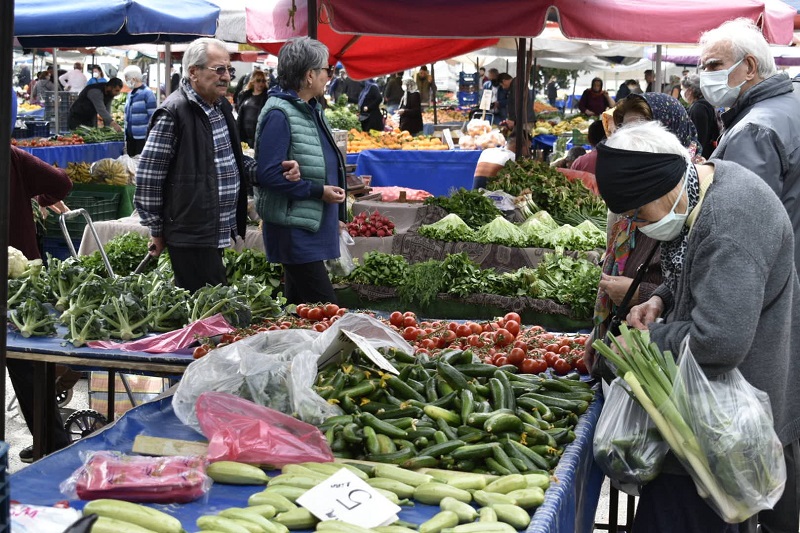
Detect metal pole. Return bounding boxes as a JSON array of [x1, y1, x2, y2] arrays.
[[156, 46, 162, 106], [0, 0, 14, 442], [655, 44, 663, 93], [514, 38, 526, 159], [164, 42, 172, 98], [308, 0, 318, 39], [431, 63, 437, 125], [53, 48, 59, 134]]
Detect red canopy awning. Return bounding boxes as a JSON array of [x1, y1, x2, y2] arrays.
[[321, 0, 796, 46], [245, 1, 497, 79]]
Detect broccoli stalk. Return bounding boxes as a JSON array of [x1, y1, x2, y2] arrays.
[[189, 284, 251, 327], [10, 299, 57, 338], [96, 294, 153, 341], [49, 257, 90, 312], [146, 279, 191, 332], [66, 312, 109, 347], [60, 274, 109, 324]]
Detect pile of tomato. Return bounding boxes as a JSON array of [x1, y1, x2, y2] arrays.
[[11, 134, 85, 147]]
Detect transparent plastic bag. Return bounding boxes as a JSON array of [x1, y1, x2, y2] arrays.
[[593, 378, 669, 496], [325, 230, 355, 277], [196, 391, 334, 466], [669, 336, 786, 523], [59, 451, 210, 503]]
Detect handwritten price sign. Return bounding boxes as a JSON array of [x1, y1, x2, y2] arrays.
[[296, 467, 401, 529]]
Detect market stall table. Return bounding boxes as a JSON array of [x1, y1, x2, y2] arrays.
[[355, 149, 481, 197], [9, 393, 604, 533], [6, 326, 193, 460], [16, 141, 124, 168]]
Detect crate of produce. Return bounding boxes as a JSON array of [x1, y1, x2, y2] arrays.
[[44, 190, 121, 238], [459, 72, 478, 84], [12, 126, 30, 139], [457, 91, 480, 106], [42, 236, 82, 261], [24, 120, 50, 137]]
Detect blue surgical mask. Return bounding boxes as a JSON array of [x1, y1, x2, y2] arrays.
[[638, 172, 690, 242], [699, 58, 745, 108]]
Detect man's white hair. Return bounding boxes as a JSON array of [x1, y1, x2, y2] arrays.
[[607, 121, 691, 165], [122, 65, 143, 82], [182, 37, 228, 78], [699, 17, 777, 79]]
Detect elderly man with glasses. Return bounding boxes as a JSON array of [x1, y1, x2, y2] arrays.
[[135, 37, 300, 292]]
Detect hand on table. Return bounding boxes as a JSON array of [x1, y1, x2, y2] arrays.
[[322, 185, 346, 204], [598, 274, 636, 307], [281, 160, 301, 182], [627, 296, 664, 330], [110, 122, 123, 133]]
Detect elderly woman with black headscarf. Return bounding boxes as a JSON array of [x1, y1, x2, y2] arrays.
[[398, 77, 423, 136], [358, 78, 384, 132], [594, 119, 800, 533], [254, 36, 347, 305], [578, 77, 615, 117]]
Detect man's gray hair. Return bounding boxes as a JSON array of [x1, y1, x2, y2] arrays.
[[680, 74, 703, 100], [699, 18, 777, 79], [182, 37, 229, 78], [607, 121, 691, 165], [122, 65, 143, 82], [276, 37, 329, 91]]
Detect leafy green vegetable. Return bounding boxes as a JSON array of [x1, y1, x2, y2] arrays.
[[324, 95, 361, 131], [349, 251, 409, 287], [189, 284, 252, 327], [48, 256, 91, 312], [224, 248, 283, 290], [234, 275, 285, 320], [418, 213, 475, 242], [474, 216, 527, 247], [424, 188, 501, 228], [10, 297, 57, 338], [441, 253, 489, 297], [96, 293, 153, 341], [145, 276, 192, 333], [534, 251, 601, 319], [65, 312, 109, 347], [397, 260, 447, 307], [60, 274, 110, 324]]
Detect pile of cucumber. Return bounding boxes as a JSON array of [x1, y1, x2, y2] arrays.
[[315, 348, 594, 475]]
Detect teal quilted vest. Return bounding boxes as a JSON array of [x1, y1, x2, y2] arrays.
[[254, 96, 327, 232]]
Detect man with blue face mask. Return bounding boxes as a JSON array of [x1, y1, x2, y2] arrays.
[[699, 18, 800, 276]]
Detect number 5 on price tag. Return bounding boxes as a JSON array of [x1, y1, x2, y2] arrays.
[[296, 467, 401, 529]]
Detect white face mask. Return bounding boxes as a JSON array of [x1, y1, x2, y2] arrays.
[[699, 58, 745, 108], [126, 79, 136, 89], [638, 174, 689, 241], [680, 89, 690, 102], [93, 72, 100, 78]]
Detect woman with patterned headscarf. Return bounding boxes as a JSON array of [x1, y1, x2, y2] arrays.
[[398, 77, 422, 136], [585, 92, 700, 379]]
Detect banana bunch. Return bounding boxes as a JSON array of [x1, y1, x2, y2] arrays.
[[65, 162, 92, 184], [92, 158, 129, 186]]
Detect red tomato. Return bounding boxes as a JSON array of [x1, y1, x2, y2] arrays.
[[313, 322, 328, 332], [441, 330, 457, 344], [495, 318, 506, 328], [415, 348, 430, 356], [559, 337, 572, 347], [480, 331, 496, 344], [403, 315, 418, 327], [447, 322, 459, 332], [513, 340, 528, 352], [504, 320, 520, 337], [402, 327, 420, 341], [574, 336, 587, 345], [558, 345, 571, 355], [507, 347, 526, 366], [494, 328, 514, 346], [504, 312, 522, 324], [494, 356, 508, 367], [468, 334, 484, 348], [421, 338, 437, 350], [545, 343, 560, 353], [420, 321, 431, 329], [574, 357, 588, 374], [424, 328, 434, 335], [403, 311, 416, 318], [220, 333, 235, 344], [192, 345, 209, 359], [267, 325, 280, 330], [523, 358, 548, 374], [456, 324, 472, 338], [297, 304, 309, 318], [553, 358, 572, 375], [389, 311, 404, 327], [468, 322, 483, 334], [307, 307, 324, 322], [544, 351, 559, 366]]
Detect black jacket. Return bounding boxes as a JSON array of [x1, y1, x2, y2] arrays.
[[68, 82, 113, 129], [150, 87, 248, 247], [687, 98, 720, 160], [236, 90, 268, 147]]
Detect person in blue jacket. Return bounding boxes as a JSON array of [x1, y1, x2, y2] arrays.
[[122, 66, 156, 156]]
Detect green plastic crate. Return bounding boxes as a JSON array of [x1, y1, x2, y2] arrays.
[[45, 190, 121, 239]]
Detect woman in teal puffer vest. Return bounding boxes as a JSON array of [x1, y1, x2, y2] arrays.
[[254, 37, 347, 305]]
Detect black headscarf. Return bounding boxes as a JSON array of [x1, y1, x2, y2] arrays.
[[595, 143, 687, 213]]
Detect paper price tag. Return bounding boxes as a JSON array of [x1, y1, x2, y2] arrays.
[[442, 128, 455, 150], [316, 329, 400, 375], [296, 467, 401, 529], [480, 89, 493, 111]]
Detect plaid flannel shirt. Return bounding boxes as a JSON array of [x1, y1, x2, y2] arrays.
[[135, 80, 256, 246]]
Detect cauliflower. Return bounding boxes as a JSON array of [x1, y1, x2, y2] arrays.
[[8, 246, 28, 279]]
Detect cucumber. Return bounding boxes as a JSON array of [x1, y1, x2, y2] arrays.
[[453, 363, 499, 378], [247, 490, 297, 511], [89, 516, 166, 533], [506, 487, 546, 509], [402, 455, 439, 469], [419, 439, 466, 458], [376, 433, 397, 454], [491, 447, 520, 474], [451, 442, 500, 461], [386, 375, 427, 402], [373, 464, 433, 487], [360, 412, 409, 439], [484, 474, 528, 494], [479, 506, 498, 522], [437, 361, 474, 392], [274, 507, 318, 530], [524, 392, 588, 414], [490, 503, 531, 530], [424, 405, 461, 426], [440, 496, 478, 523], [459, 389, 475, 423], [492, 370, 516, 411], [367, 447, 415, 464], [219, 508, 275, 531], [472, 489, 517, 507], [366, 478, 416, 499], [484, 412, 523, 434], [414, 482, 472, 505], [516, 396, 555, 421], [419, 510, 459, 533], [207, 461, 269, 485], [444, 523, 516, 533], [83, 500, 182, 533], [196, 516, 251, 533]]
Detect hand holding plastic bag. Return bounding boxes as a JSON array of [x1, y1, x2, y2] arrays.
[[325, 230, 355, 277], [197, 391, 334, 466], [593, 378, 669, 496], [670, 337, 786, 523]]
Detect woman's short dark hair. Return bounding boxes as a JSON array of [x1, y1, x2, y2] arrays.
[[587, 119, 607, 146], [613, 94, 653, 128], [276, 37, 329, 91]]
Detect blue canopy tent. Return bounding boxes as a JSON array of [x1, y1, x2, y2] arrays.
[[14, 0, 220, 48]]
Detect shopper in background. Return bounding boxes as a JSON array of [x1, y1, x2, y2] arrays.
[[86, 65, 107, 86], [122, 66, 156, 157], [472, 129, 529, 190], [358, 78, 384, 132], [67, 78, 123, 131], [416, 65, 436, 106], [383, 72, 404, 114], [570, 119, 607, 174], [236, 69, 269, 148], [398, 77, 423, 136], [644, 69, 655, 92], [30, 71, 54, 105], [254, 36, 346, 305], [135, 37, 300, 292], [59, 62, 87, 94], [546, 75, 559, 107], [598, 120, 800, 533], [680, 74, 719, 160], [578, 77, 615, 117]]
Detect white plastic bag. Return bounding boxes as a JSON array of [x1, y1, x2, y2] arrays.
[[593, 378, 669, 496], [325, 229, 355, 277], [670, 336, 786, 523]]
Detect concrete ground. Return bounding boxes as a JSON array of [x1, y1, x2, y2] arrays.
[[4, 374, 635, 530]]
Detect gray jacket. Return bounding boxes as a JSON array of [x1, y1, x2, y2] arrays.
[[711, 73, 800, 268], [651, 160, 800, 446]]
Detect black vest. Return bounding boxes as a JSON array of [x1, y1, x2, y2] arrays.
[[149, 86, 248, 247], [68, 83, 112, 129]]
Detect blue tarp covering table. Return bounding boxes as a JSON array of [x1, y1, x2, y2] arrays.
[[533, 134, 558, 150], [10, 394, 604, 533], [16, 141, 124, 168], [355, 149, 481, 197], [346, 153, 359, 166]]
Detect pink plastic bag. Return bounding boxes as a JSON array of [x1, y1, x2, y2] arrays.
[[87, 314, 233, 353], [196, 391, 334, 467]]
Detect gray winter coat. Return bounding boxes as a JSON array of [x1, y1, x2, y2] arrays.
[[711, 73, 800, 269], [650, 160, 800, 446]]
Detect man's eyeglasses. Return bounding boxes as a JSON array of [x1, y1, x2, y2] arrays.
[[315, 66, 335, 77], [206, 66, 236, 77]]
